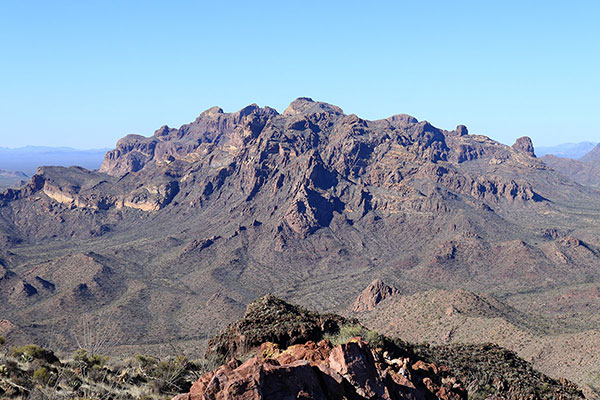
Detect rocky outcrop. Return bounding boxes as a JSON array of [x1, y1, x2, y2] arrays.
[[174, 338, 466, 400], [206, 295, 350, 359], [100, 104, 279, 176], [512, 136, 536, 157], [352, 279, 400, 312]]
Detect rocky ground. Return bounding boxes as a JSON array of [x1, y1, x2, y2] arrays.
[[0, 296, 584, 399]]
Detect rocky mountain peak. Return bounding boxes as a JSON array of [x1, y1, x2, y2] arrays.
[[283, 97, 344, 116], [512, 136, 536, 157], [454, 125, 468, 136], [352, 279, 400, 312], [384, 113, 419, 126], [200, 105, 224, 117]]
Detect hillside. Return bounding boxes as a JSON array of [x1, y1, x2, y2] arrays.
[[351, 282, 600, 397], [1, 98, 600, 393], [542, 143, 600, 188], [0, 170, 27, 190], [0, 296, 584, 399], [581, 143, 600, 163]]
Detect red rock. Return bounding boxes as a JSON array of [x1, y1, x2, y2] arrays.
[[275, 340, 330, 365], [173, 338, 467, 400], [411, 360, 438, 374], [328, 339, 391, 399]]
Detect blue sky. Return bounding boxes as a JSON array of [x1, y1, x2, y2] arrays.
[[1, 1, 598, 149]]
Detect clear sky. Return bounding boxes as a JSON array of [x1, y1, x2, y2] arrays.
[[1, 1, 598, 149]]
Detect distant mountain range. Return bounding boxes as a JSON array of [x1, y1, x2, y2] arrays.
[[0, 146, 109, 176], [536, 141, 597, 159]]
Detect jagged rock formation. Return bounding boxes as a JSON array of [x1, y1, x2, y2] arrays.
[[1, 98, 600, 392], [512, 136, 536, 157], [352, 279, 400, 312], [175, 339, 466, 400]]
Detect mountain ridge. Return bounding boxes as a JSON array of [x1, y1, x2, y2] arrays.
[[1, 98, 600, 393]]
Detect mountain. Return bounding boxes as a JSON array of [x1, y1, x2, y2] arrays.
[[541, 155, 600, 188], [0, 169, 28, 190], [536, 141, 597, 158], [580, 143, 600, 163], [1, 98, 600, 392], [0, 146, 109, 175], [541, 143, 600, 188]]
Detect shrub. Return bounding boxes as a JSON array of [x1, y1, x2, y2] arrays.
[[148, 355, 190, 394], [11, 344, 59, 364], [132, 353, 158, 372], [0, 336, 5, 346], [33, 366, 55, 386], [324, 323, 383, 347], [73, 348, 107, 369]]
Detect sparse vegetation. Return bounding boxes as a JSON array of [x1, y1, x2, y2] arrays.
[[403, 342, 584, 400], [0, 295, 587, 399], [0, 342, 209, 399], [11, 344, 58, 364], [324, 323, 383, 347]]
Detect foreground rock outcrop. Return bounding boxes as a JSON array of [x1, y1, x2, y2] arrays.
[[175, 338, 465, 400], [174, 296, 583, 400], [206, 294, 350, 360]]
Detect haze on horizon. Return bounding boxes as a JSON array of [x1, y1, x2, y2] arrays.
[[1, 1, 598, 149]]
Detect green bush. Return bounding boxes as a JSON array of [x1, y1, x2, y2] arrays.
[[324, 323, 383, 347], [33, 366, 55, 385], [132, 353, 158, 371], [73, 348, 107, 369], [0, 336, 5, 346], [11, 344, 59, 364]]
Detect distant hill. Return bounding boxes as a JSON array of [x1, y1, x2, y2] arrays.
[[0, 146, 109, 176], [541, 143, 600, 188], [536, 141, 597, 158], [580, 143, 600, 163], [0, 169, 28, 190]]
